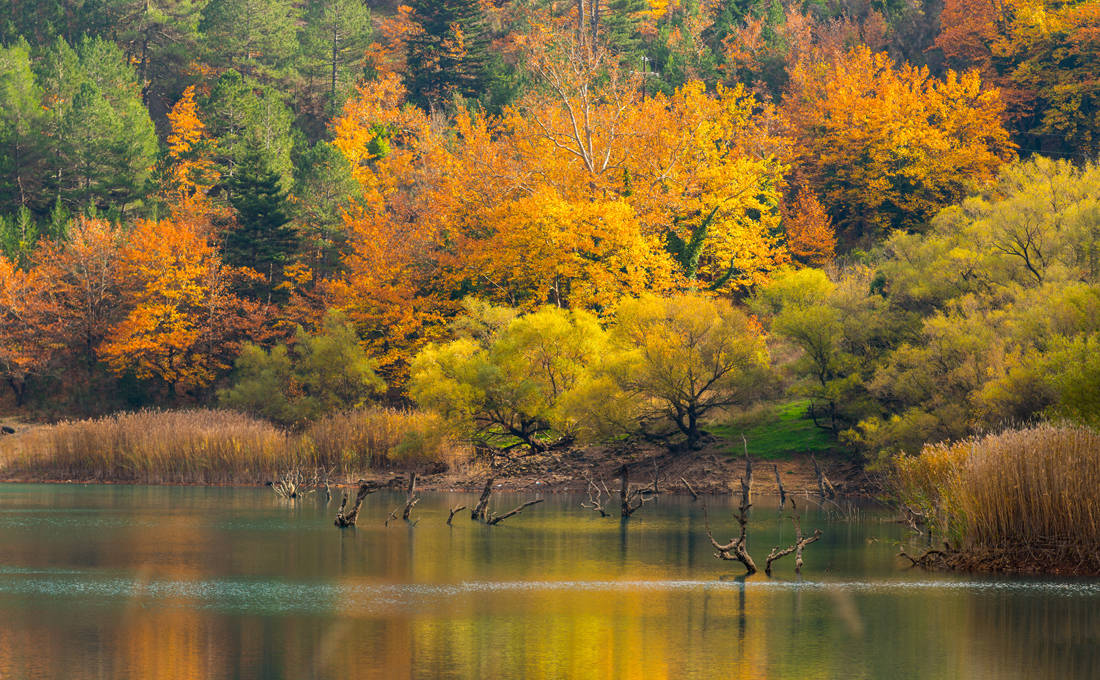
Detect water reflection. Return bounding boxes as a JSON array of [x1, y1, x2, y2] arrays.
[[0, 484, 1097, 679]]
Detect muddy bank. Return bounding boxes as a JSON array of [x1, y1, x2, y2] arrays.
[[353, 441, 875, 499], [3, 437, 875, 498]]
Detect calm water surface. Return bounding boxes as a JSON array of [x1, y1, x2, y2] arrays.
[[0, 484, 1097, 679]]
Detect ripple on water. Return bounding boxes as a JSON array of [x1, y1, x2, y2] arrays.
[[1, 574, 1097, 616]]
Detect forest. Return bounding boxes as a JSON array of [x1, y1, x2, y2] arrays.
[[1, 0, 1099, 473]]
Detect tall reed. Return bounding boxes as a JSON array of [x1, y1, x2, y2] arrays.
[[299, 407, 468, 472], [894, 424, 1100, 554], [0, 408, 469, 484]]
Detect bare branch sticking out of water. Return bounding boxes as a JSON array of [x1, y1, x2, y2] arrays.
[[334, 481, 382, 528], [765, 499, 822, 575]]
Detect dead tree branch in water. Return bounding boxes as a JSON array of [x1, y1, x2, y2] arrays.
[[471, 477, 494, 522], [680, 476, 699, 501], [773, 464, 786, 505], [486, 499, 545, 525], [401, 472, 420, 521], [272, 467, 314, 499], [446, 505, 466, 525], [334, 481, 382, 527], [765, 499, 822, 575], [619, 465, 657, 518], [469, 476, 543, 525], [741, 436, 753, 506], [811, 454, 837, 499], [704, 499, 757, 575], [581, 477, 611, 517]]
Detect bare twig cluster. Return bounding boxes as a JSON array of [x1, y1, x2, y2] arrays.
[[704, 451, 822, 576], [272, 467, 314, 500], [765, 500, 822, 575]]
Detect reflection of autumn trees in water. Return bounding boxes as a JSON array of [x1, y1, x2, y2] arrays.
[[0, 489, 1098, 679]]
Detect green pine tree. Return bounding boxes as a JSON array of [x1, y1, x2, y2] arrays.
[[0, 40, 47, 219], [300, 0, 373, 122], [405, 0, 491, 111], [203, 69, 295, 188], [224, 153, 299, 301], [199, 0, 300, 83]]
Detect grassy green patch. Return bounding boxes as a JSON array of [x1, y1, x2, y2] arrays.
[[709, 400, 840, 460]]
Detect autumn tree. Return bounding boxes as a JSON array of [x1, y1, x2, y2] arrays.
[[99, 215, 262, 395], [409, 301, 608, 455], [606, 293, 771, 450], [0, 255, 56, 405], [330, 40, 793, 379], [161, 86, 219, 212], [783, 46, 1014, 246]]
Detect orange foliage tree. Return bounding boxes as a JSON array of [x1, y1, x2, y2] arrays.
[[783, 46, 1015, 245], [0, 255, 57, 405], [781, 183, 835, 266], [99, 215, 264, 395], [329, 43, 792, 380], [34, 217, 125, 372], [161, 86, 219, 212]]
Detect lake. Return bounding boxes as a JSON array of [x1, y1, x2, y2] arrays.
[[0, 484, 1097, 679]]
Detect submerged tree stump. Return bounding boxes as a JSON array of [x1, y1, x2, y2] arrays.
[[334, 481, 382, 528]]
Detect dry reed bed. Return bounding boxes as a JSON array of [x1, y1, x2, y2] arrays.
[[895, 423, 1100, 573], [0, 408, 468, 484]]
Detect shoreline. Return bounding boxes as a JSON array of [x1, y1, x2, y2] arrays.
[[0, 443, 876, 497]]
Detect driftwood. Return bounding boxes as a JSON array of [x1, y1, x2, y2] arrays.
[[581, 477, 612, 517], [619, 465, 656, 518], [334, 481, 382, 528], [765, 500, 822, 575], [773, 464, 786, 505], [680, 476, 699, 502], [446, 505, 467, 525], [811, 454, 837, 499], [401, 471, 420, 521], [471, 477, 494, 522], [704, 499, 757, 575], [272, 467, 314, 500], [486, 499, 545, 525]]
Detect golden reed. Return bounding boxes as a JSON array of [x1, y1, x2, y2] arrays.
[[0, 408, 467, 484]]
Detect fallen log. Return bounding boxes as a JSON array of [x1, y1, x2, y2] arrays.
[[486, 499, 544, 525]]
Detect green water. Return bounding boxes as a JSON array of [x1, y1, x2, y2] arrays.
[[0, 484, 1096, 679]]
